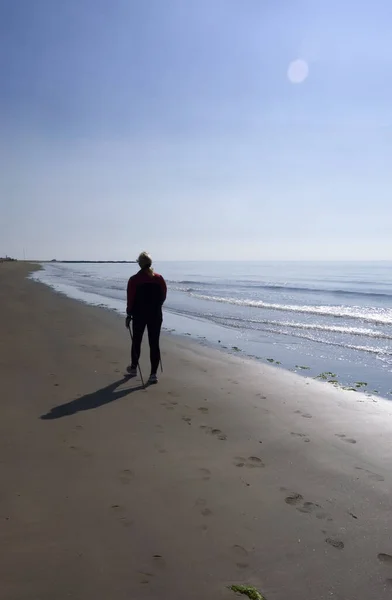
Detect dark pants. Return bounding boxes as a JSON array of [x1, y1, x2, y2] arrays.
[[131, 315, 162, 375]]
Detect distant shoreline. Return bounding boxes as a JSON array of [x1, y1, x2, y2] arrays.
[[24, 260, 138, 264]]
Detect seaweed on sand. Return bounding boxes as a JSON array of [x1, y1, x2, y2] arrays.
[[229, 584, 265, 600]]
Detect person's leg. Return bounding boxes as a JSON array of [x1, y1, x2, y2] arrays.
[[147, 317, 162, 375], [131, 318, 146, 368]]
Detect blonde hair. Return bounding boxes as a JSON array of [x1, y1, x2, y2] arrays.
[[137, 251, 153, 275]]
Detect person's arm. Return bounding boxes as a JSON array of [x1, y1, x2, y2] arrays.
[[159, 276, 167, 305], [126, 277, 136, 317]]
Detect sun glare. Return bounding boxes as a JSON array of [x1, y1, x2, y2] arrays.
[[287, 59, 309, 84]]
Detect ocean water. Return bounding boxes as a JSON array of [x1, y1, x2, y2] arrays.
[[32, 261, 392, 398]]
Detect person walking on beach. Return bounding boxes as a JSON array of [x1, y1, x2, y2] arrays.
[[125, 252, 167, 384]]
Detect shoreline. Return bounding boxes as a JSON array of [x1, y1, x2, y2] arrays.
[[2, 262, 392, 599], [31, 262, 391, 399]]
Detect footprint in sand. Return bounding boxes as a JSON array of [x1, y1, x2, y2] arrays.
[[294, 410, 312, 419], [297, 501, 321, 514], [182, 416, 192, 425], [199, 468, 211, 481], [198, 407, 209, 414], [152, 554, 166, 569], [285, 493, 332, 521], [119, 469, 134, 485], [232, 544, 249, 557], [378, 553, 392, 564], [195, 497, 207, 507], [119, 516, 133, 528], [200, 426, 227, 441], [315, 512, 331, 521], [355, 467, 384, 482], [232, 546, 252, 569], [161, 400, 178, 410], [291, 432, 311, 442], [138, 571, 154, 585], [247, 457, 262, 466], [335, 434, 357, 444], [69, 445, 92, 458], [194, 498, 213, 516], [236, 562, 249, 569], [285, 493, 303, 505], [297, 502, 331, 520], [110, 504, 133, 528], [326, 538, 344, 550], [234, 456, 264, 468]]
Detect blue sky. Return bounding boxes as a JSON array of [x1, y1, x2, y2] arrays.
[[1, 0, 391, 260]]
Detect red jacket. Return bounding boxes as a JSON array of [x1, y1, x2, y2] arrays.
[[127, 270, 167, 318]]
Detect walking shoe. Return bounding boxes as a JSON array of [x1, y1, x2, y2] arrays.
[[148, 374, 158, 385], [126, 365, 137, 377]]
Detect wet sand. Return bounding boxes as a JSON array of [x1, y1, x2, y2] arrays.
[[1, 262, 392, 600]]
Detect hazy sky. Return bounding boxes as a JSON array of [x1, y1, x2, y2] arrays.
[[1, 0, 391, 260]]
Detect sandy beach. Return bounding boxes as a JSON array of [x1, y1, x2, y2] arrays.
[[1, 262, 392, 600]]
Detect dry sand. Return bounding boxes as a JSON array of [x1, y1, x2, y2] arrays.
[[1, 262, 392, 600]]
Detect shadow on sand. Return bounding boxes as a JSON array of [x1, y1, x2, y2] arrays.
[[41, 376, 145, 420]]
